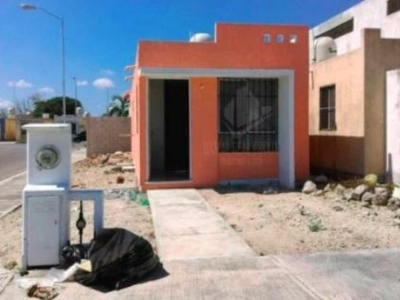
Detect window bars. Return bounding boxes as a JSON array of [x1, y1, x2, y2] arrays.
[[319, 85, 336, 131], [218, 78, 279, 152]]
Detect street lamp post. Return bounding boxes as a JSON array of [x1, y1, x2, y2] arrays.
[[72, 76, 78, 115], [106, 87, 110, 112], [21, 3, 66, 123]]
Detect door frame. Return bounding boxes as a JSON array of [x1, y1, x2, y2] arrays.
[[146, 78, 192, 182]]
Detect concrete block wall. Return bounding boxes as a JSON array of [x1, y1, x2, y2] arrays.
[[86, 117, 131, 157]]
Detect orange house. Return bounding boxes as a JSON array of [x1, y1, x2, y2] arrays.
[[130, 23, 309, 191]]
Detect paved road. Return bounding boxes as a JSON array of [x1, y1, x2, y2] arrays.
[[0, 142, 26, 182]]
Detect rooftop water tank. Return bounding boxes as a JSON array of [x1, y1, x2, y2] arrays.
[[314, 37, 337, 63], [76, 106, 83, 115], [189, 33, 213, 43], [7, 106, 15, 116]]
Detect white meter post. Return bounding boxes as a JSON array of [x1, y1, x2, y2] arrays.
[[21, 124, 72, 270]]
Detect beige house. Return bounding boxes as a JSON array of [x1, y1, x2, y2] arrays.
[[309, 0, 400, 183]]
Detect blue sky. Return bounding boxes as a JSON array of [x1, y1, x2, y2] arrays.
[[0, 0, 361, 116]]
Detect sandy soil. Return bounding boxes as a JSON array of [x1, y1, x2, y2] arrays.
[[200, 187, 400, 255], [72, 152, 137, 189], [0, 152, 154, 269]]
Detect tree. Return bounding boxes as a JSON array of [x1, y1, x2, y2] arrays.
[[15, 99, 34, 115], [31, 96, 82, 118], [105, 95, 129, 117]]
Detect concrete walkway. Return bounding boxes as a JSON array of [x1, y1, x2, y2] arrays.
[[0, 148, 87, 218], [3, 248, 400, 299], [148, 189, 256, 260]]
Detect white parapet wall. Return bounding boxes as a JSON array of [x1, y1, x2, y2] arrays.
[[310, 0, 400, 58], [386, 69, 400, 184]]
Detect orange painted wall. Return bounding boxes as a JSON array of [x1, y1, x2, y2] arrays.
[[131, 23, 309, 190], [190, 78, 219, 186], [138, 24, 308, 70], [130, 74, 147, 187], [294, 69, 310, 180], [219, 153, 279, 180], [137, 77, 220, 191]]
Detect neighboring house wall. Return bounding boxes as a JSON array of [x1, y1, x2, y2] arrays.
[[310, 0, 400, 56], [131, 23, 309, 190], [0, 118, 4, 141], [5, 118, 16, 141], [364, 29, 400, 175], [87, 117, 131, 157], [309, 0, 400, 178], [309, 48, 365, 174], [54, 115, 84, 135], [386, 68, 400, 184], [15, 117, 53, 143]]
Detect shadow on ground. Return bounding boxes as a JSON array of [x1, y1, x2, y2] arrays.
[[211, 184, 290, 195], [77, 262, 169, 293]]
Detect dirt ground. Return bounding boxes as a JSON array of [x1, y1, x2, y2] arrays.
[[200, 187, 400, 255], [72, 152, 137, 189], [3, 150, 400, 267], [0, 152, 154, 269]]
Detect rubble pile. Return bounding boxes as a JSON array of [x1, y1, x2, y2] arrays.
[[74, 151, 132, 169], [72, 151, 135, 187], [302, 174, 400, 211]]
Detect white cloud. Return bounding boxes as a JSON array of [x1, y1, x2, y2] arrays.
[[93, 78, 115, 89], [77, 80, 88, 86], [38, 86, 54, 94], [101, 69, 115, 76], [7, 79, 33, 88], [0, 98, 14, 109]]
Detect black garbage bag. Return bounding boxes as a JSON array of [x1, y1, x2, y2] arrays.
[[74, 228, 159, 291]]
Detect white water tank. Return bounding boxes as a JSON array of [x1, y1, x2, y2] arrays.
[[7, 106, 15, 116], [314, 37, 337, 62], [189, 32, 213, 43], [76, 107, 83, 115]]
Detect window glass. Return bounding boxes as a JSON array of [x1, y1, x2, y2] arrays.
[[319, 85, 336, 131]]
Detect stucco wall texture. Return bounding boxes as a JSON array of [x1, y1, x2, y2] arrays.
[[86, 117, 131, 156], [386, 68, 400, 184], [364, 29, 400, 175], [131, 23, 309, 190], [309, 48, 365, 174], [310, 28, 400, 177]]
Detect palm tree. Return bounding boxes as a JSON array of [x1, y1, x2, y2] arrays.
[[106, 95, 129, 117]]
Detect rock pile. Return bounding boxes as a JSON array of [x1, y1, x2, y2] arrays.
[[74, 151, 132, 168], [302, 174, 400, 210]]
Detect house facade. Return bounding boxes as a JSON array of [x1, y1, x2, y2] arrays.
[[130, 23, 309, 191], [309, 0, 400, 183]]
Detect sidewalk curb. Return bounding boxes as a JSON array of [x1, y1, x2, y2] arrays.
[[0, 172, 26, 186], [0, 203, 21, 220]]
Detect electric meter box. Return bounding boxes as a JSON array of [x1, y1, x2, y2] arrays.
[[22, 186, 68, 268], [24, 123, 72, 186], [22, 124, 72, 269]]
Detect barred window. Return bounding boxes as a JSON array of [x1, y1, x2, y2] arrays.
[[320, 85, 336, 131], [219, 78, 279, 152], [388, 0, 400, 15]]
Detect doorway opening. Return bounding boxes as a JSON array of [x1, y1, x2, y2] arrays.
[[148, 79, 190, 181]]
